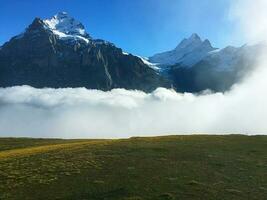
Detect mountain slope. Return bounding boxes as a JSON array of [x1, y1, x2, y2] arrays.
[[0, 12, 170, 92]]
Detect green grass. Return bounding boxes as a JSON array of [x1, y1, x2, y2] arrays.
[[0, 135, 267, 200]]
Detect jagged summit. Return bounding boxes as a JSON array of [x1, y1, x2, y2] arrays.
[[175, 33, 209, 51], [43, 12, 91, 43], [12, 12, 91, 44], [190, 33, 201, 40], [177, 33, 202, 49], [149, 33, 216, 66], [175, 33, 201, 48]]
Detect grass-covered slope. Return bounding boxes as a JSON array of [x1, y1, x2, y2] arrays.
[[0, 135, 267, 200]]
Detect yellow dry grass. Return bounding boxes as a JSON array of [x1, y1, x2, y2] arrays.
[[0, 140, 105, 160]]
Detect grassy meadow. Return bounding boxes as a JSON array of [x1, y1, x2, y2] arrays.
[[0, 135, 267, 200]]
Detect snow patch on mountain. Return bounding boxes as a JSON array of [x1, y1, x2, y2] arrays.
[[136, 56, 161, 71], [122, 52, 129, 55]]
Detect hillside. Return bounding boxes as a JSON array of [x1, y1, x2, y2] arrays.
[[0, 135, 267, 200]]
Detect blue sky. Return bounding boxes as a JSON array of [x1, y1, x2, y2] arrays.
[[0, 0, 243, 56]]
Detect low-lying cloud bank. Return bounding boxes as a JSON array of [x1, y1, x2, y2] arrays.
[[0, 86, 226, 138], [0, 69, 266, 138], [1, 0, 267, 138]]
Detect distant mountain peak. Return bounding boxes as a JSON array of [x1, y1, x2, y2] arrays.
[[189, 33, 201, 40], [176, 34, 203, 50], [149, 33, 216, 66]]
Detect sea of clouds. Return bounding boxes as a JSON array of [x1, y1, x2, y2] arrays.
[[0, 0, 267, 138]]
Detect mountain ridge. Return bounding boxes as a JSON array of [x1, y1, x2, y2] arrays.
[[0, 12, 263, 93]]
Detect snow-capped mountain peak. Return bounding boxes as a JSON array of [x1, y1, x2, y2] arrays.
[[43, 12, 91, 43], [149, 33, 216, 66], [177, 33, 202, 49]]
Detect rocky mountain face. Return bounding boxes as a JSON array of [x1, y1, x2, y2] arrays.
[[149, 34, 263, 92], [0, 12, 170, 92]]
